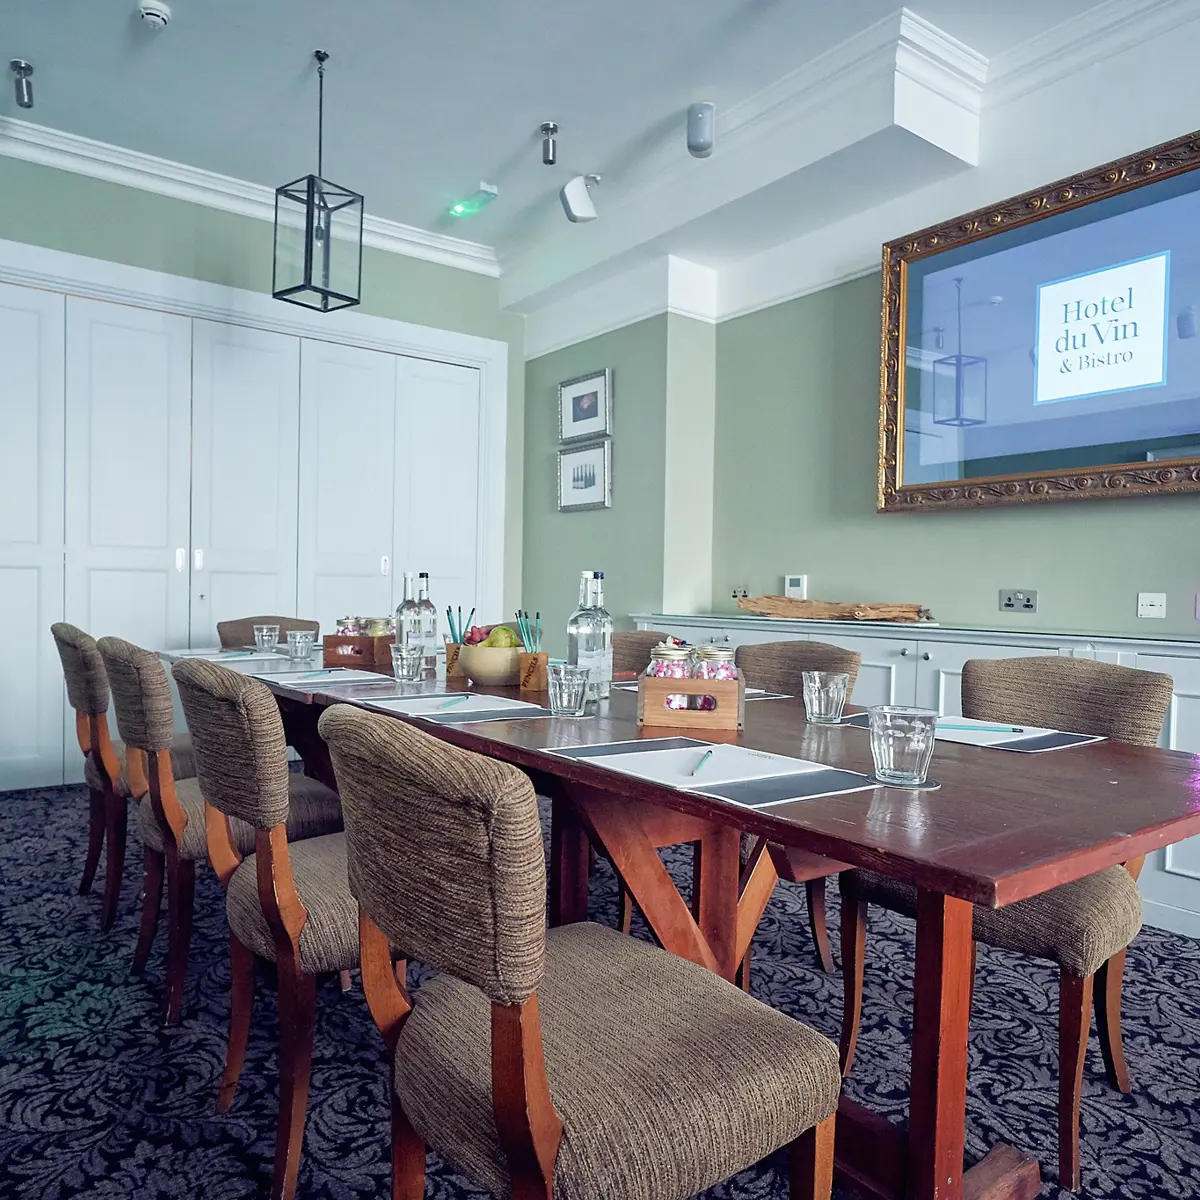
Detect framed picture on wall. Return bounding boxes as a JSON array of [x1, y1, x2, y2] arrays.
[[557, 440, 612, 511], [558, 368, 612, 442]]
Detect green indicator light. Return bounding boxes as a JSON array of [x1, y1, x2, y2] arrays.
[[447, 182, 498, 218]]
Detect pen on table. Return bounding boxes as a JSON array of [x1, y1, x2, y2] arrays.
[[438, 694, 470, 709], [296, 669, 335, 680], [937, 722, 1026, 733], [220, 651, 254, 658], [690, 748, 714, 777]]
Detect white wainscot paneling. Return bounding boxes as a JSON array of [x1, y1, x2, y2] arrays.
[[811, 633, 919, 708], [913, 640, 1077, 716]]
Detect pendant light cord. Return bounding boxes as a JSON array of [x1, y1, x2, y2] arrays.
[[314, 49, 329, 178], [954, 276, 963, 355]]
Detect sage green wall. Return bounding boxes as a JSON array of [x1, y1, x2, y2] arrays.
[[523, 316, 669, 655], [713, 273, 1200, 639], [0, 157, 525, 609]]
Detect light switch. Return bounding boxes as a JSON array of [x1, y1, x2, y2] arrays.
[[1137, 592, 1167, 619]]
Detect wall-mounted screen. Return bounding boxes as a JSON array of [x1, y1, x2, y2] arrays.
[[879, 130, 1200, 510]]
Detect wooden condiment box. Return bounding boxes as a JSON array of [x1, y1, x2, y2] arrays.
[[636, 674, 745, 731], [322, 634, 393, 673]]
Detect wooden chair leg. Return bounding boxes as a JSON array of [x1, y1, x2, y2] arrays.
[[839, 892, 867, 1075], [618, 887, 633, 934], [967, 939, 977, 1016], [79, 788, 106, 895], [100, 795, 128, 932], [162, 854, 195, 1026], [272, 964, 317, 1200], [131, 848, 164, 975], [737, 944, 753, 993], [1058, 969, 1093, 1192], [218, 936, 256, 1113], [1094, 948, 1132, 1093], [392, 1089, 426, 1200], [806, 878, 835, 973], [789, 1113, 836, 1199], [338, 969, 353, 993]]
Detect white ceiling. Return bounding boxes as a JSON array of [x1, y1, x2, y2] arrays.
[[4, 0, 1103, 268]]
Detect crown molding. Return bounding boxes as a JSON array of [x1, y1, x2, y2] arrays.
[[987, 0, 1198, 107], [0, 116, 500, 278]]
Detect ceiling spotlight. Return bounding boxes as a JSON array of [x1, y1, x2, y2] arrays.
[[448, 182, 499, 219], [540, 121, 558, 166], [560, 174, 601, 223], [686, 102, 714, 158], [10, 60, 33, 110]]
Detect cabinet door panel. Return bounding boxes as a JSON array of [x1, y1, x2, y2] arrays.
[[191, 322, 300, 643], [297, 340, 396, 634], [914, 641, 1068, 716], [804, 633, 918, 707], [0, 284, 66, 788]]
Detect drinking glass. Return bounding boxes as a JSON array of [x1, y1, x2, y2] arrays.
[[802, 671, 849, 724], [253, 624, 280, 653], [868, 705, 938, 785], [286, 630, 315, 660], [548, 664, 590, 716], [390, 643, 424, 683]]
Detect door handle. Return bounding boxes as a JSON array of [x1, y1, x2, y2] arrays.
[[175, 548, 185, 572], [194, 549, 204, 571], [381, 555, 390, 577], [922, 652, 931, 661], [899, 648, 909, 656]]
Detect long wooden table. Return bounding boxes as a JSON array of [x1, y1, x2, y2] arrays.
[[257, 671, 1200, 1200]]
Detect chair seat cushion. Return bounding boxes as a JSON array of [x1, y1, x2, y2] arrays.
[[395, 921, 840, 1200], [85, 735, 197, 795], [225, 832, 357, 973], [137, 773, 342, 862], [849, 865, 1142, 977]]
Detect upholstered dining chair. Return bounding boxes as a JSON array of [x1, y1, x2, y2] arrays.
[[216, 615, 320, 650], [95, 637, 342, 1025], [172, 660, 357, 1200], [839, 655, 1173, 1191], [51, 623, 196, 930], [734, 640, 862, 977], [611, 629, 669, 675], [320, 703, 841, 1200]]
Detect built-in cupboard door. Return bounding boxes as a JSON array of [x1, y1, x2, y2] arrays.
[[0, 284, 65, 790], [296, 339, 396, 635], [64, 297, 192, 677], [190, 321, 301, 645], [393, 356, 484, 623]]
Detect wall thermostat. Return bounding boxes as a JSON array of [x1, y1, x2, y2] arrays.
[[784, 574, 808, 600]]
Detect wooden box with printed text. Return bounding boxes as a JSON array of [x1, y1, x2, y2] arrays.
[[636, 674, 745, 731]]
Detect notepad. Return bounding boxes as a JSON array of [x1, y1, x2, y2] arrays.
[[168, 648, 286, 663], [840, 711, 1104, 752], [251, 668, 386, 688], [365, 694, 555, 724]]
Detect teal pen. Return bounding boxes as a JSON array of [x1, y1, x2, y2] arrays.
[[457, 606, 463, 643], [296, 669, 335, 679], [220, 651, 254, 658], [937, 722, 1025, 733], [690, 748, 714, 776], [535, 612, 541, 653], [465, 607, 475, 636], [438, 694, 470, 709]]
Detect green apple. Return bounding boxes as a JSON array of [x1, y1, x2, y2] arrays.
[[484, 625, 519, 648]]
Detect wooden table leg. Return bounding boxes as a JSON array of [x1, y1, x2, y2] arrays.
[[549, 793, 590, 927], [695, 824, 740, 981]]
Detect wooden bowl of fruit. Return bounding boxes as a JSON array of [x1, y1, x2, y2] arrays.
[[457, 625, 522, 686]]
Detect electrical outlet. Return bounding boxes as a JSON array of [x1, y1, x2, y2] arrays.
[[1195, 592, 1200, 620], [1138, 592, 1167, 619], [999, 589, 1038, 613], [730, 585, 749, 600]]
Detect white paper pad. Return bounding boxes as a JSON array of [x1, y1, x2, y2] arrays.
[[365, 695, 541, 717], [931, 715, 1104, 751], [163, 647, 289, 663], [251, 668, 387, 688]]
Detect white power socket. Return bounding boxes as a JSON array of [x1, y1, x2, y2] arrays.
[[784, 573, 808, 600], [1137, 592, 1167, 619]]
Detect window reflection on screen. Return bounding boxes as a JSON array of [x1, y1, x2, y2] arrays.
[[901, 170, 1200, 487]]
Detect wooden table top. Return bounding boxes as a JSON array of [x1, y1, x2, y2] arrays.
[[263, 674, 1200, 911]]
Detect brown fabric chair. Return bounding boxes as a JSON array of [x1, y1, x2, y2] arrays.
[[611, 629, 669, 675], [320, 704, 841, 1200], [95, 638, 342, 1025], [840, 655, 1173, 1191], [216, 615, 320, 650], [173, 660, 355, 1200], [50, 623, 195, 930], [732, 640, 862, 977]]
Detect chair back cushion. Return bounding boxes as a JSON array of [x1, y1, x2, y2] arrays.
[[961, 655, 1172, 746], [50, 623, 110, 716], [735, 640, 862, 696], [318, 704, 546, 1005], [612, 630, 669, 675], [216, 615, 320, 650], [172, 659, 291, 829], [95, 637, 176, 753]]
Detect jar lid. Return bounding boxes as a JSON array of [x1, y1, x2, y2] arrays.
[[651, 645, 692, 660], [695, 646, 735, 660]]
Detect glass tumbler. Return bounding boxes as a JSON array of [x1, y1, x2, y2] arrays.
[[548, 664, 590, 716], [253, 624, 280, 653], [868, 706, 938, 786], [286, 630, 315, 660], [802, 671, 850, 724], [390, 643, 424, 683]]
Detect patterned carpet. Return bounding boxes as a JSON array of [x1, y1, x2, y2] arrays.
[[1, 785, 1199, 1199]]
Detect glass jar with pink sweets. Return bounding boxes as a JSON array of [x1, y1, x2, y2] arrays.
[[646, 644, 693, 710], [692, 645, 738, 710]]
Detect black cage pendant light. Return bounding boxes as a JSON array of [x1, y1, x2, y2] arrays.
[[932, 276, 987, 427], [273, 50, 364, 312]]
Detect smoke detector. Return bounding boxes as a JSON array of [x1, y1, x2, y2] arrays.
[[138, 0, 172, 29]]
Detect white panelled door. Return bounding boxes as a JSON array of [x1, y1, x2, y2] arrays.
[[191, 321, 301, 644], [0, 284, 65, 789], [64, 297, 192, 663], [394, 356, 483, 622], [297, 339, 397, 634]]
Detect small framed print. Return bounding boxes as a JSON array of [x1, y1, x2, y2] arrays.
[[557, 440, 612, 512], [558, 368, 612, 443]]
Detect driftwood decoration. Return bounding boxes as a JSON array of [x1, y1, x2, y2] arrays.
[[737, 595, 935, 623]]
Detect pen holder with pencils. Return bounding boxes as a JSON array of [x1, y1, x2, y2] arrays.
[[519, 652, 549, 692], [636, 674, 745, 731], [444, 642, 464, 678]]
